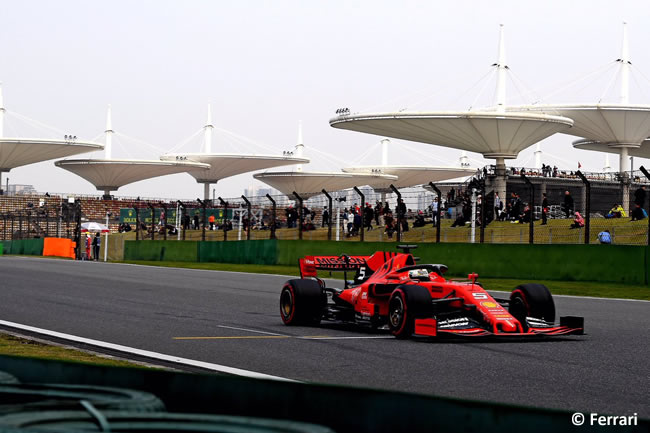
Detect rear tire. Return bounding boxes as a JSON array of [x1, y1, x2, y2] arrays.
[[280, 279, 325, 326], [509, 283, 555, 331], [388, 285, 432, 339]]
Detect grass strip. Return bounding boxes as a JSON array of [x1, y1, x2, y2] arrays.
[[0, 333, 151, 368], [121, 260, 649, 300]]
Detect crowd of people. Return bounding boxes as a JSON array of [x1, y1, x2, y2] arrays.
[[339, 200, 409, 239], [110, 183, 649, 244]]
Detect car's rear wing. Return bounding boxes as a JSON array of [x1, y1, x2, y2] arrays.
[[299, 255, 371, 278]]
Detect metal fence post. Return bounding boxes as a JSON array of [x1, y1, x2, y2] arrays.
[[147, 203, 155, 241], [293, 191, 303, 241], [218, 197, 228, 241], [322, 189, 333, 241], [134, 206, 140, 241], [353, 187, 365, 242], [241, 195, 251, 240], [177, 200, 186, 241], [390, 184, 402, 242], [160, 202, 167, 241], [197, 199, 207, 242], [266, 194, 276, 240], [639, 166, 650, 246], [521, 173, 534, 244], [74, 200, 82, 260], [576, 170, 590, 244], [428, 182, 442, 243]]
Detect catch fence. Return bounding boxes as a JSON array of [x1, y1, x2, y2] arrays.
[[2, 167, 650, 247]]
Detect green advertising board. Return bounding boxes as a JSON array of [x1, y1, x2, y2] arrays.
[[120, 208, 233, 225], [120, 208, 177, 225]]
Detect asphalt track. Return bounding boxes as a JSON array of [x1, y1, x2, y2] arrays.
[[0, 256, 647, 418]]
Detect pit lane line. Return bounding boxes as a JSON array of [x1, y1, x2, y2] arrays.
[[0, 319, 296, 382]]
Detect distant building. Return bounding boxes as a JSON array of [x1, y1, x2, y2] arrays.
[[7, 184, 37, 195]]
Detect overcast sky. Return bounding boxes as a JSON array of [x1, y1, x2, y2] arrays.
[[1, 0, 649, 199]]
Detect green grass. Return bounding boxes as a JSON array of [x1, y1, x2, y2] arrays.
[[122, 260, 650, 300], [0, 333, 151, 368]]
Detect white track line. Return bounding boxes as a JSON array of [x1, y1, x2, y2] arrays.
[[0, 319, 296, 382], [216, 325, 285, 336]]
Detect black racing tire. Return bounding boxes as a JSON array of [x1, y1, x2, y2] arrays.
[[509, 283, 556, 331], [388, 285, 432, 339], [280, 279, 325, 326]]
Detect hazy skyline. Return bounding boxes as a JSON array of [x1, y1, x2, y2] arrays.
[[1, 0, 648, 199]]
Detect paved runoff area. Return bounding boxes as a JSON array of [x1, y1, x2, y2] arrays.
[[0, 256, 647, 418]]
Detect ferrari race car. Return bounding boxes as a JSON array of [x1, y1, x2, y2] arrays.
[[280, 245, 584, 338]]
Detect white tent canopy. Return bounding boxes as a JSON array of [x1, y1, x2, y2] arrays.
[[254, 171, 397, 199], [0, 138, 103, 172], [509, 104, 650, 146], [160, 153, 309, 183], [330, 111, 573, 159], [55, 159, 209, 193], [573, 138, 650, 159], [341, 165, 476, 190]]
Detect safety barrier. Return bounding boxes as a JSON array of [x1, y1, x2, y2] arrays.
[[123, 239, 650, 285], [0, 242, 2, 256], [276, 241, 649, 285], [42, 237, 76, 259], [123, 240, 198, 262], [3, 356, 644, 433], [199, 239, 277, 265], [0, 238, 44, 256]]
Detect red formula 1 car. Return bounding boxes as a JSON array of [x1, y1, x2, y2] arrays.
[[280, 245, 584, 338]]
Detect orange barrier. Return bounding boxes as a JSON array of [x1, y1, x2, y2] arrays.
[[43, 237, 75, 259]]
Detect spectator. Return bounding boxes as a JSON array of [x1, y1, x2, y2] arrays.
[[541, 192, 548, 225], [384, 211, 395, 239], [413, 211, 426, 228], [353, 211, 362, 235], [630, 203, 647, 221], [518, 203, 531, 224], [597, 230, 612, 244], [92, 232, 101, 261], [363, 203, 374, 230], [321, 206, 329, 228], [634, 185, 646, 207], [208, 213, 215, 230], [563, 190, 574, 218], [193, 213, 199, 230], [569, 212, 584, 229], [85, 233, 91, 260], [374, 201, 383, 226], [431, 197, 439, 227], [605, 204, 626, 218], [494, 193, 502, 221]]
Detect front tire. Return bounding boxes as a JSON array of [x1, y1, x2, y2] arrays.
[[509, 283, 555, 331], [280, 279, 325, 326], [388, 285, 432, 339]]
